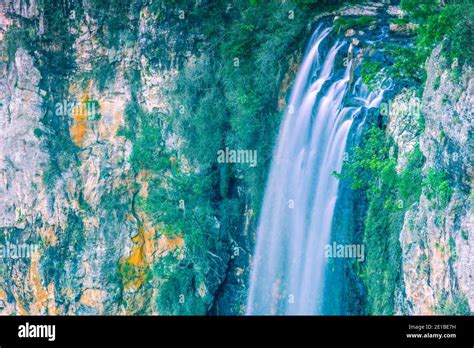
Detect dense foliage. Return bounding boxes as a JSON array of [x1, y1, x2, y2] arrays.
[[3, 0, 469, 315], [119, 0, 362, 314], [338, 125, 427, 314], [361, 0, 474, 88]]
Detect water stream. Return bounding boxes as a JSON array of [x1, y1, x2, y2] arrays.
[[246, 26, 383, 315]]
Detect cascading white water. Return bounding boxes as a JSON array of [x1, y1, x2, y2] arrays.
[[246, 26, 383, 315]]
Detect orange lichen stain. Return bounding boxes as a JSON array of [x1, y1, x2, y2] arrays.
[[28, 254, 49, 314], [80, 289, 106, 313], [13, 295, 28, 315], [129, 225, 146, 267], [120, 170, 186, 292], [166, 236, 184, 250], [70, 124, 87, 146], [121, 219, 184, 290], [70, 95, 97, 147], [0, 287, 7, 301], [120, 225, 149, 290], [39, 226, 57, 247]]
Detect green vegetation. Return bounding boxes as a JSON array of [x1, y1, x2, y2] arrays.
[[385, 44, 427, 85], [360, 59, 384, 89], [88, 0, 137, 48], [351, 7, 468, 316], [91, 59, 116, 92], [166, 0, 359, 222], [117, 0, 363, 314], [361, 0, 474, 87], [398, 147, 425, 203], [434, 291, 470, 314], [4, 26, 36, 61], [432, 75, 441, 90], [423, 168, 453, 208], [339, 117, 457, 314], [409, 1, 474, 67], [390, 17, 410, 26], [119, 94, 223, 313], [4, 0, 81, 189], [121, 102, 171, 173], [338, 126, 426, 314], [449, 235, 457, 261], [334, 15, 377, 32], [4, 0, 469, 316]]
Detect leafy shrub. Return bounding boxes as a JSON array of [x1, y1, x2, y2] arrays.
[[373, 1, 474, 86], [434, 291, 470, 315], [334, 15, 377, 32], [398, 146, 425, 205], [361, 59, 384, 89], [423, 168, 453, 208], [400, 0, 439, 21], [338, 126, 426, 314]]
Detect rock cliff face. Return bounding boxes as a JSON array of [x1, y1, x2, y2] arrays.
[[0, 0, 471, 315], [0, 0, 192, 315], [388, 46, 473, 314]]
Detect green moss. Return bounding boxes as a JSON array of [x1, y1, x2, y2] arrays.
[[399, 145, 425, 205], [390, 17, 410, 26], [34, 128, 43, 138], [449, 235, 457, 261], [3, 25, 36, 60], [416, 116, 426, 134], [42, 163, 61, 190], [154, 266, 208, 315], [92, 59, 116, 92], [432, 75, 441, 90], [435, 291, 470, 315]]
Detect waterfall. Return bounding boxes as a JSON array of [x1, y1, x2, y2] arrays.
[[246, 26, 383, 315]]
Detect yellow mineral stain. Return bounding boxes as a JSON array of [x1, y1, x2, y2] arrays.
[[0, 287, 7, 301], [39, 226, 57, 247], [128, 225, 146, 267], [47, 282, 57, 315], [80, 289, 106, 313], [28, 253, 49, 314], [70, 94, 97, 147], [121, 217, 184, 290], [120, 225, 148, 289], [166, 236, 184, 250], [13, 295, 28, 315], [121, 170, 186, 292]]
